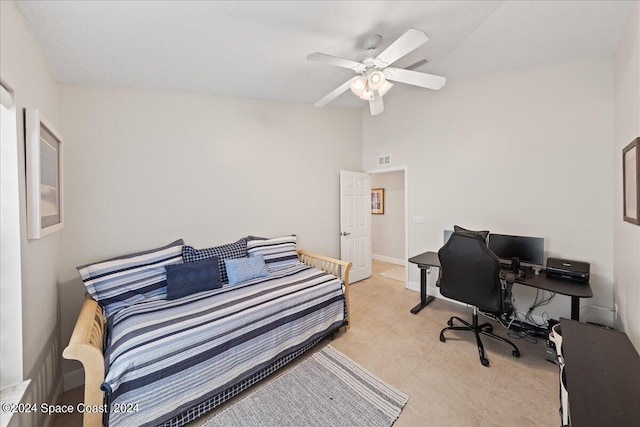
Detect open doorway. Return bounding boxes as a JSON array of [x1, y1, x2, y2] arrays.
[[369, 168, 408, 286]]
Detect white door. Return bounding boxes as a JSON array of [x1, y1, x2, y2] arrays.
[[340, 171, 371, 283]]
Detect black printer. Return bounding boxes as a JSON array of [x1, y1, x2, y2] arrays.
[[546, 257, 590, 283]]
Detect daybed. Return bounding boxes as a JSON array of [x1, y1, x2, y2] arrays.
[[63, 237, 351, 427]]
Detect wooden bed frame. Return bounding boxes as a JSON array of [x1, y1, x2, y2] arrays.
[[63, 250, 351, 426]]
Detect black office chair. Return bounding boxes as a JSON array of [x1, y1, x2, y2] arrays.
[[438, 231, 520, 366]]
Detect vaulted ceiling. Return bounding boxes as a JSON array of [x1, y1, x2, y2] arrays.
[[16, 1, 634, 108]]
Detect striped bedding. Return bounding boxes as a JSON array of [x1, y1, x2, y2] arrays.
[[103, 262, 345, 427]]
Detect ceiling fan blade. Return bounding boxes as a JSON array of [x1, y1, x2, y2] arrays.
[[307, 53, 366, 72], [384, 67, 446, 90], [405, 59, 429, 71], [375, 28, 429, 68], [314, 76, 361, 107], [369, 91, 384, 116]]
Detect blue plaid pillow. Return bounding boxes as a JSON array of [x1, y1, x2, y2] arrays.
[[182, 238, 248, 284]]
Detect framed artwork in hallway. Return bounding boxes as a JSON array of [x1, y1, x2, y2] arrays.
[[371, 188, 384, 214]]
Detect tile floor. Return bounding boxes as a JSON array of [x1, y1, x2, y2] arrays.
[[54, 260, 560, 426]]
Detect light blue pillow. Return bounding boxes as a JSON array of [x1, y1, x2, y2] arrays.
[[224, 255, 268, 285]]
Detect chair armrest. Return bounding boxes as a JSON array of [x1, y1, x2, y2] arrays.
[[504, 273, 516, 285], [501, 273, 516, 316]]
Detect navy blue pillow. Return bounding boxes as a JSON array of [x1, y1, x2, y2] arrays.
[[165, 257, 222, 300]]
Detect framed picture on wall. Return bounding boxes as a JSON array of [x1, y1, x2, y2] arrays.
[[371, 188, 384, 214], [623, 137, 639, 225], [25, 108, 64, 239]]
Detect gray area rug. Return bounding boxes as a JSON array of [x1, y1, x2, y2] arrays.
[[201, 345, 409, 427]]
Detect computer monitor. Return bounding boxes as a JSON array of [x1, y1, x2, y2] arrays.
[[444, 229, 453, 244], [488, 234, 544, 267]]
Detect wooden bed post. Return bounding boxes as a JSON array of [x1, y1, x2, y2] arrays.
[[62, 297, 106, 427], [297, 250, 352, 329]]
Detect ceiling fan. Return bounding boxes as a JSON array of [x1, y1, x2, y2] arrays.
[[307, 28, 446, 116]]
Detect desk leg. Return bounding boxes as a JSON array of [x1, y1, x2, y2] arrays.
[[411, 267, 435, 314], [571, 297, 580, 321]]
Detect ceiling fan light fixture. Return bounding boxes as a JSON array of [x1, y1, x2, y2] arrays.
[[349, 76, 368, 96], [368, 70, 386, 90], [359, 90, 375, 101], [378, 80, 393, 97], [308, 28, 446, 113]]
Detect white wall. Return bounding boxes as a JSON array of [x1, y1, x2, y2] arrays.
[[0, 0, 62, 423], [57, 84, 362, 383], [363, 58, 614, 325], [371, 170, 405, 263], [613, 1, 640, 351]]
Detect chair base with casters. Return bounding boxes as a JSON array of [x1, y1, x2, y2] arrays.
[[439, 306, 520, 367]]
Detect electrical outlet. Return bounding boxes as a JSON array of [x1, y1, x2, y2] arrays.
[[413, 216, 425, 224]]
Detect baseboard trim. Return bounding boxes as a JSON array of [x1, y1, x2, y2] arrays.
[[63, 368, 85, 392], [406, 281, 440, 295], [372, 254, 405, 266], [407, 281, 420, 292]]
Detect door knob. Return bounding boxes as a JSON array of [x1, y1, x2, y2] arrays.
[[341, 232, 351, 236]]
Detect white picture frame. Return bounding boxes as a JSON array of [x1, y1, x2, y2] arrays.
[[25, 108, 64, 239]]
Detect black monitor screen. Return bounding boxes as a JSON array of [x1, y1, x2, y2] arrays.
[[488, 234, 544, 266]]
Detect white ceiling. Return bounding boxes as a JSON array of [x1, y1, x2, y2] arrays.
[[15, 1, 634, 108]]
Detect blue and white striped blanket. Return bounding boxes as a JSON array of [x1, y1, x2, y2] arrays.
[[103, 262, 345, 426]]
